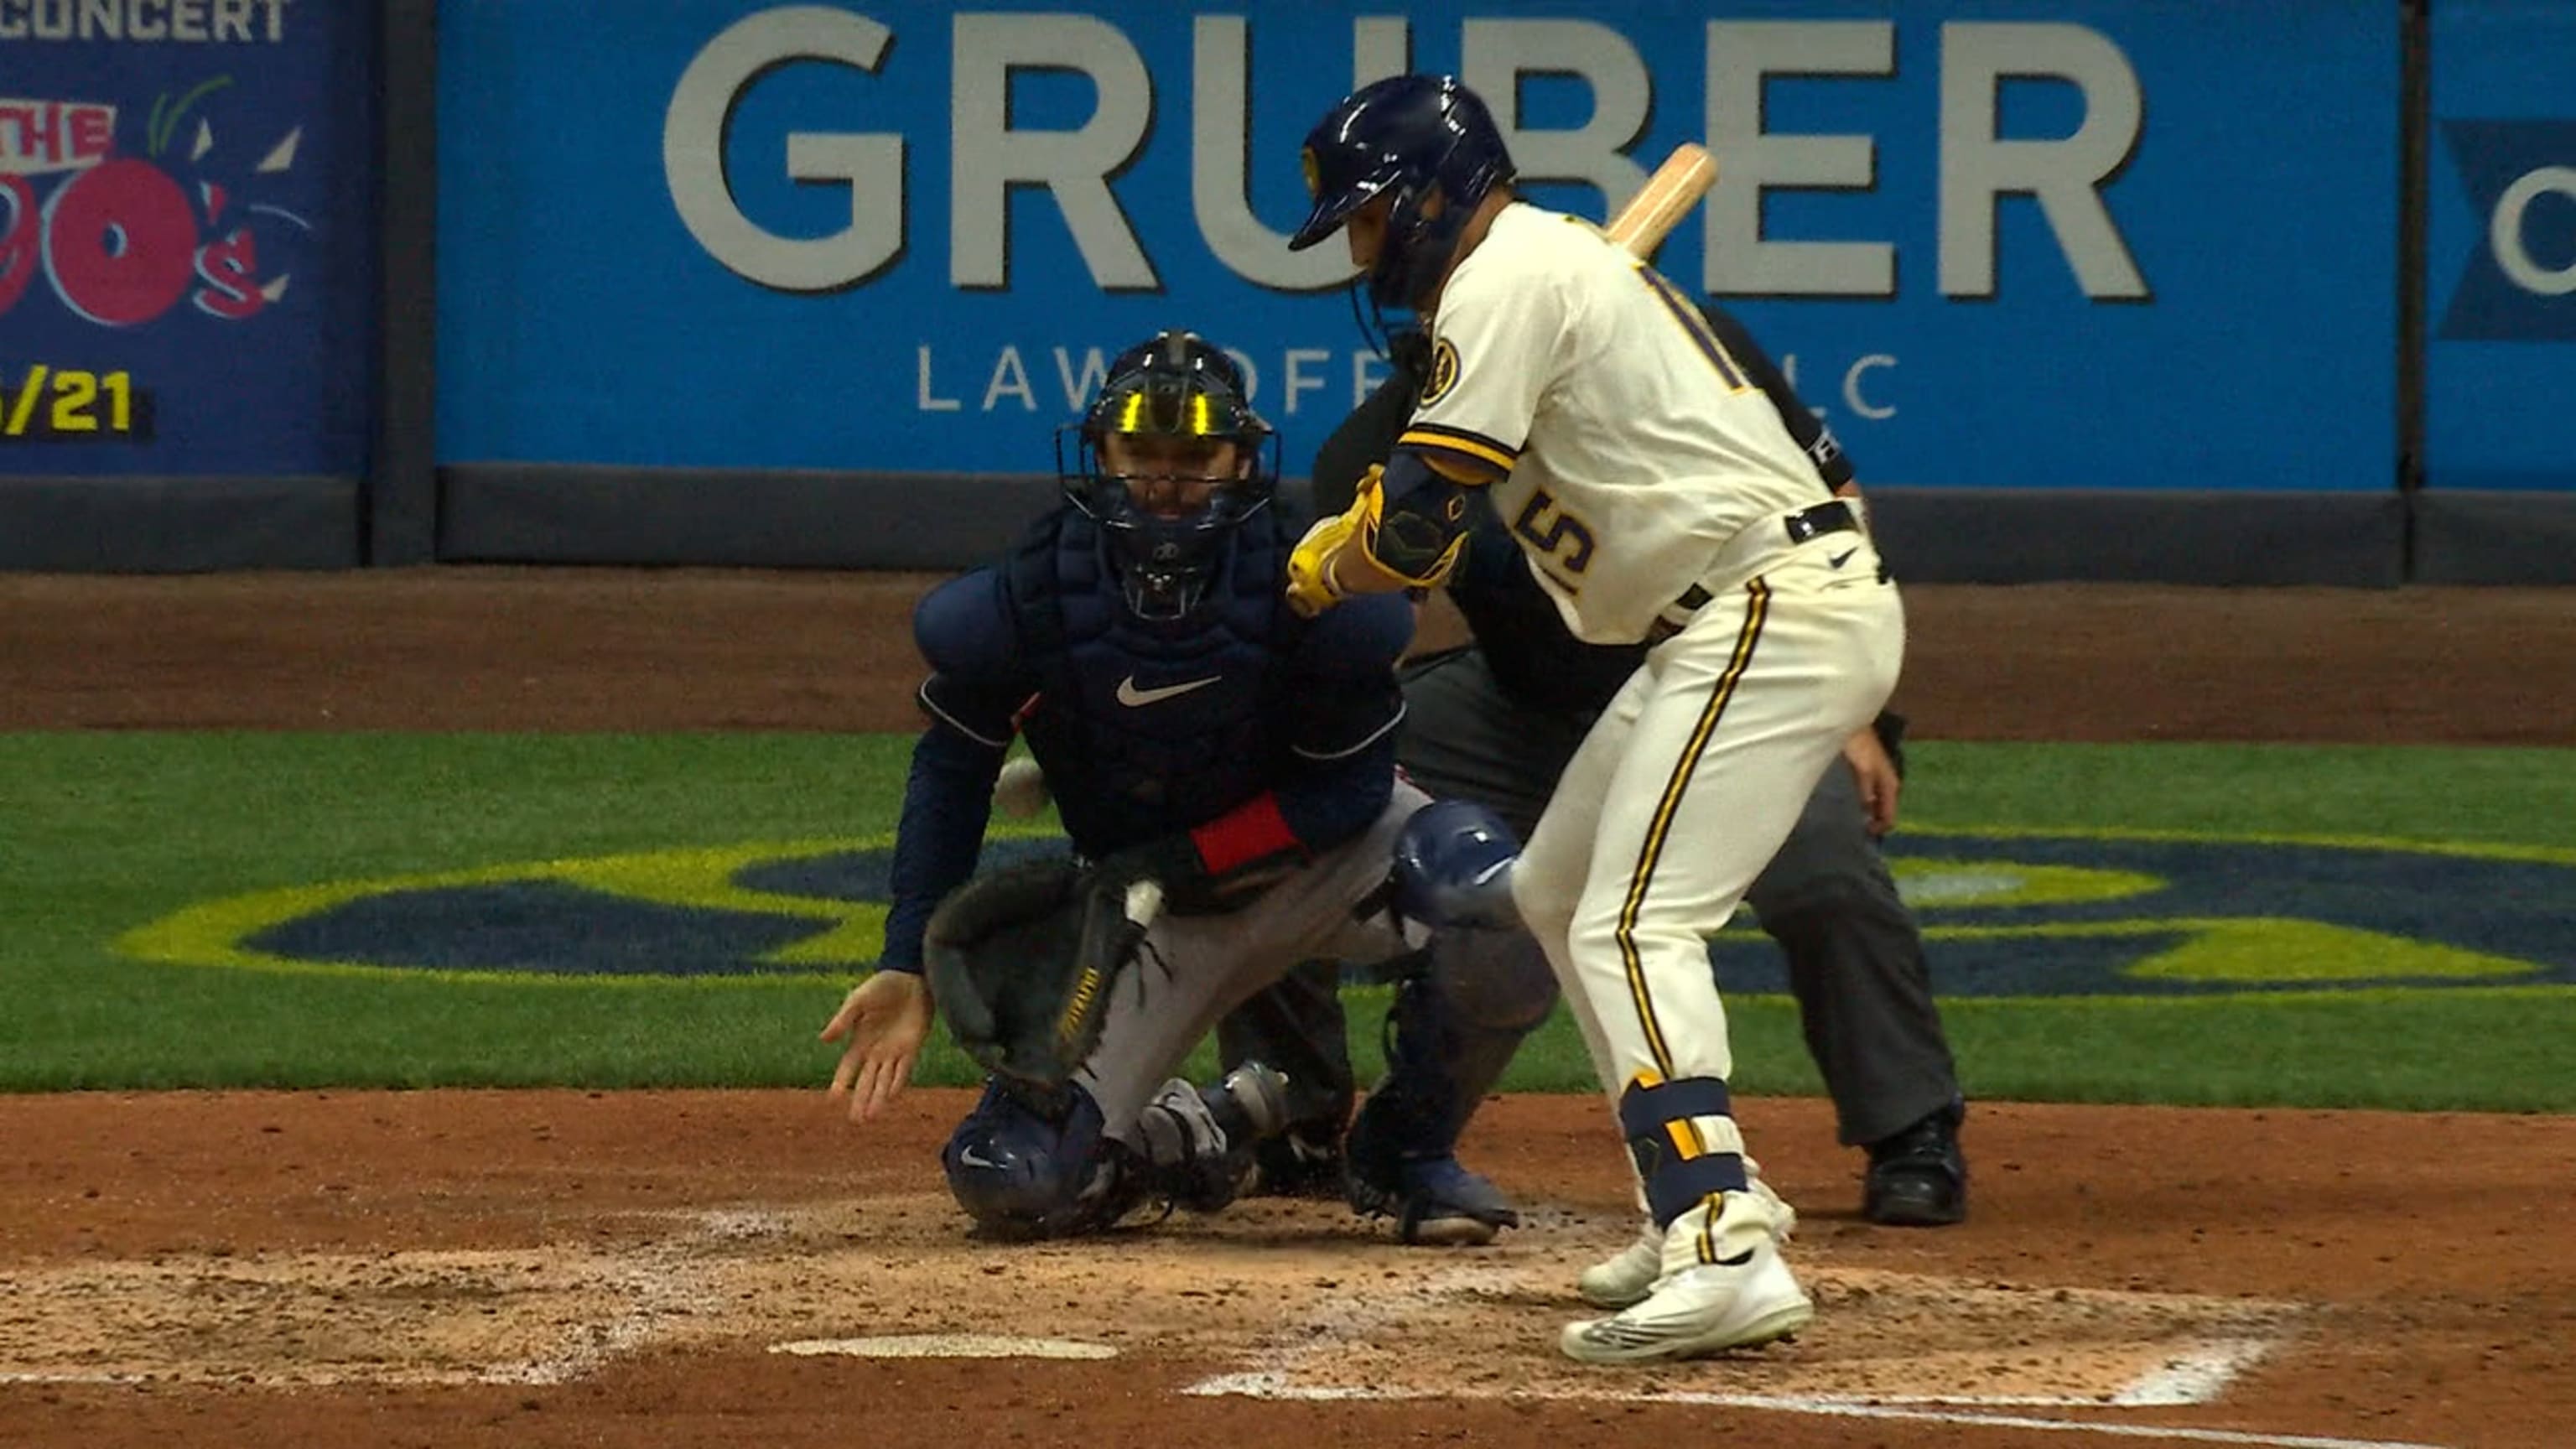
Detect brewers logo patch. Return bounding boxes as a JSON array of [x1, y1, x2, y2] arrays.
[[1419, 337, 1462, 406], [1301, 146, 1320, 198]]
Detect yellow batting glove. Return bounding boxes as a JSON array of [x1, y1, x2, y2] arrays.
[[1285, 509, 1358, 618], [1286, 465, 1391, 616]]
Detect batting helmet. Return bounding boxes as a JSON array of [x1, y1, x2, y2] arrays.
[[1288, 75, 1517, 310]]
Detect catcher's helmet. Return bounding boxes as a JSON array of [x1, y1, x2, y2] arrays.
[[1058, 330, 1277, 621], [1288, 75, 1516, 310]]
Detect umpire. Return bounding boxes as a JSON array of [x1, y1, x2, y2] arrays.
[[1217, 314, 1970, 1227]]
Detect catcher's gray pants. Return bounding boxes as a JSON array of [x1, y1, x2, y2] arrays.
[[1219, 647, 1960, 1148], [1078, 778, 1431, 1146]]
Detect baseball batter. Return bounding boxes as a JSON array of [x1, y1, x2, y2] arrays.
[[1285, 75, 1906, 1363], [819, 330, 1546, 1244], [1221, 323, 1968, 1238]]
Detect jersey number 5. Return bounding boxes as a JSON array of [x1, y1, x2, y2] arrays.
[[1511, 488, 1597, 584]]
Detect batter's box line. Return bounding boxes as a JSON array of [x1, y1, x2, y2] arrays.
[[1190, 1262, 2296, 1413], [1213, 1335, 2287, 1411], [1183, 1379, 2452, 1449], [1180, 1270, 2422, 1449]]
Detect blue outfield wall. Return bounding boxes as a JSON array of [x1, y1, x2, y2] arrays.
[[0, 2, 2566, 580], [0, 1, 378, 569], [439, 0, 2396, 491], [2418, 0, 2576, 583], [430, 1, 2416, 582]]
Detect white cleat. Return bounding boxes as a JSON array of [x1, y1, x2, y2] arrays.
[[1560, 1238, 1814, 1365], [1576, 1225, 1663, 1311], [1576, 1176, 1797, 1311]]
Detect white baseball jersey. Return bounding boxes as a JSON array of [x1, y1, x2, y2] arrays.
[[1400, 203, 1832, 644]]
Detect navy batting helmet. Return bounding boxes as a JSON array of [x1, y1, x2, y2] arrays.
[[1057, 330, 1277, 621], [1288, 75, 1516, 310]]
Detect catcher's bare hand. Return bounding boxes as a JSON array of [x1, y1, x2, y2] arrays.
[[1842, 724, 1902, 837], [821, 970, 933, 1124]]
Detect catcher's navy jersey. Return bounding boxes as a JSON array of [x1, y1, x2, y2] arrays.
[[880, 509, 1410, 971]]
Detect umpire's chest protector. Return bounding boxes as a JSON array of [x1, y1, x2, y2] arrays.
[[1005, 514, 1298, 849]]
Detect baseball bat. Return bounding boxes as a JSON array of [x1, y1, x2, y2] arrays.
[[1603, 142, 1719, 259]]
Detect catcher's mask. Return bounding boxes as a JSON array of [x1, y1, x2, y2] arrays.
[[1057, 330, 1277, 621], [1287, 74, 1517, 314]]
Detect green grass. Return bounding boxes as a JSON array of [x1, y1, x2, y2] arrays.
[[2, 734, 2570, 1109]]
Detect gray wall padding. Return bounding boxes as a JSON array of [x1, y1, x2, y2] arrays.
[[2412, 491, 2576, 584], [368, 0, 441, 564], [1862, 489, 2409, 587], [438, 465, 1067, 568], [439, 465, 2412, 586], [0, 477, 359, 571]]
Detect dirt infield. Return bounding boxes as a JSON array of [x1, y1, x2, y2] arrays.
[[2, 1091, 2570, 1449], [5, 570, 2571, 742], [3, 571, 2573, 1448]]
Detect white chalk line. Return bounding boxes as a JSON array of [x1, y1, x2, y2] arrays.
[[1177, 1269, 2447, 1449], [1187, 1379, 2448, 1449], [480, 1207, 775, 1385], [1187, 1272, 2284, 1411], [1617, 1397, 2452, 1449], [769, 1335, 1117, 1360], [2115, 1338, 2282, 1406]]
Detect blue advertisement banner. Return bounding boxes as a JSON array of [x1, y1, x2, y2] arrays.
[[2427, 0, 2576, 491], [0, 0, 375, 477], [437, 0, 2396, 491]]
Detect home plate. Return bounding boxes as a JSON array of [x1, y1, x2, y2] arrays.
[[769, 1335, 1118, 1360]]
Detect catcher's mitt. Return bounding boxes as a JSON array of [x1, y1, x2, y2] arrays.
[[921, 858, 1162, 1109]]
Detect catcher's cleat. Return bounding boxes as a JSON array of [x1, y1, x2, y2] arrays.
[[1579, 1177, 1797, 1310], [1345, 1153, 1520, 1246], [1134, 1063, 1292, 1215], [1862, 1101, 1968, 1227], [1208, 1061, 1294, 1143], [1560, 1236, 1813, 1365]]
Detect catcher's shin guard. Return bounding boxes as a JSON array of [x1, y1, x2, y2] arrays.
[[1345, 802, 1556, 1244], [1343, 968, 1529, 1244]]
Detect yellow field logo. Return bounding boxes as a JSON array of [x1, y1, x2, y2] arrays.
[[113, 826, 2576, 1000]]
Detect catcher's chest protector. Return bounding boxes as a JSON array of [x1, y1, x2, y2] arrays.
[[1007, 514, 1296, 852]]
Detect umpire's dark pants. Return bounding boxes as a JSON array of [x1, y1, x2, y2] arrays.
[[1216, 647, 1962, 1149]]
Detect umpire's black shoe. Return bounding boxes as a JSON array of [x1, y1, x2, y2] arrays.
[[1862, 1102, 1968, 1227], [1245, 1124, 1346, 1201]]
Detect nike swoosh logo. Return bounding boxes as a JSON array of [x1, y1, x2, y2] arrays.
[[1827, 548, 1858, 569], [1116, 674, 1222, 707], [958, 1146, 1000, 1170]]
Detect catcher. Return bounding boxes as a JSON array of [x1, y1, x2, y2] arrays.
[[820, 330, 1550, 1243]]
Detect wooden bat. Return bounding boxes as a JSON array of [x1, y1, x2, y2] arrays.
[[1603, 143, 1718, 258]]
